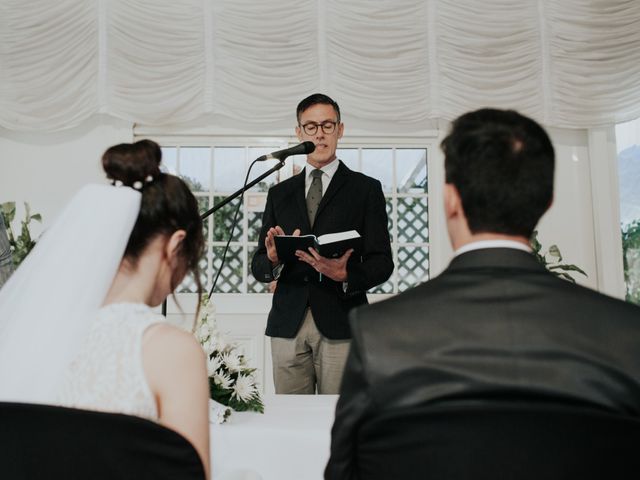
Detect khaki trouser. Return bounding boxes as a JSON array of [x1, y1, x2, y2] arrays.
[[271, 308, 350, 394]]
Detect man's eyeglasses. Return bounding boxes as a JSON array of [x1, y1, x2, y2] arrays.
[[299, 121, 338, 136]]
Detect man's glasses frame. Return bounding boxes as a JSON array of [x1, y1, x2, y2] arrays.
[[299, 121, 338, 136]]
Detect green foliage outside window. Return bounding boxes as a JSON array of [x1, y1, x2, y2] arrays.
[[622, 220, 640, 304]]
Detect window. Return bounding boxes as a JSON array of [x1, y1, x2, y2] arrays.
[[159, 139, 430, 296], [616, 117, 640, 304]]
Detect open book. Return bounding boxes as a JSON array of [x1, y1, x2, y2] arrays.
[[274, 230, 362, 263]]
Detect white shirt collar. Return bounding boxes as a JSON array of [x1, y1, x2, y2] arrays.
[[306, 158, 340, 181], [305, 158, 340, 195], [454, 239, 532, 257]]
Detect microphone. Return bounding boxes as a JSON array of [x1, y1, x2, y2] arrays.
[[257, 141, 315, 161]]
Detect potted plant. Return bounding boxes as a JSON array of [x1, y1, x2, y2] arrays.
[[530, 230, 587, 283]]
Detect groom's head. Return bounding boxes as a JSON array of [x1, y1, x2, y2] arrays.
[[441, 108, 555, 245]]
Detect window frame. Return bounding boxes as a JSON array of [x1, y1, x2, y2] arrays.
[[135, 131, 448, 312]]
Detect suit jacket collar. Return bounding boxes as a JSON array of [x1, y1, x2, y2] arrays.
[[447, 247, 547, 273], [316, 161, 349, 221], [295, 160, 351, 231]]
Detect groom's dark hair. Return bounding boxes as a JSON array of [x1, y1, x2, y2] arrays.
[[441, 108, 554, 238]]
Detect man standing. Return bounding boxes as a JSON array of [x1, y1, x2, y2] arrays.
[[252, 93, 393, 394], [0, 215, 13, 288], [326, 108, 640, 478]]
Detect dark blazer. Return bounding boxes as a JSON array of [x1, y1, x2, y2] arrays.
[[326, 247, 640, 479], [251, 161, 393, 340]]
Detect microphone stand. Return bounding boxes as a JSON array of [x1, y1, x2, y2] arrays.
[[199, 160, 285, 221], [161, 158, 287, 317]]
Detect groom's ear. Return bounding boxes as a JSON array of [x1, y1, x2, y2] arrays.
[[165, 229, 187, 261]]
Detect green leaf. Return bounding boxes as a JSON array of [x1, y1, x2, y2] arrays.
[[529, 230, 542, 254], [548, 245, 562, 261], [1, 202, 16, 224], [548, 264, 587, 276], [1, 201, 42, 267], [530, 233, 587, 282], [556, 272, 577, 283]]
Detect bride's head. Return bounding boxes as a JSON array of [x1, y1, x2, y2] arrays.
[[102, 140, 204, 306]]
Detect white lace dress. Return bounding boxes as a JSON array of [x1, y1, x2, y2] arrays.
[[55, 302, 165, 421]]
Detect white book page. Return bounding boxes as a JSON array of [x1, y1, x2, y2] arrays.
[[317, 230, 360, 245]]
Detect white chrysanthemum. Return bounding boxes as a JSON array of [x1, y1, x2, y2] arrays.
[[221, 351, 242, 373], [213, 370, 233, 389], [232, 374, 258, 402], [207, 355, 223, 376]]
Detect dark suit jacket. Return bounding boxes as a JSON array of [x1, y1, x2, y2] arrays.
[[251, 161, 393, 340], [326, 247, 640, 479]]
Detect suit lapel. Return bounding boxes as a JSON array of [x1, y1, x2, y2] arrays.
[[315, 161, 349, 223], [293, 168, 311, 232]]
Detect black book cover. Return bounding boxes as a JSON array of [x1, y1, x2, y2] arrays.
[[274, 230, 361, 263]]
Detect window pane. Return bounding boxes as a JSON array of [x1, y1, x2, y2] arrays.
[[213, 196, 243, 242], [247, 246, 269, 293], [249, 147, 281, 192], [362, 149, 392, 193], [398, 246, 429, 292], [396, 149, 427, 193], [247, 211, 263, 243], [370, 277, 394, 294], [196, 195, 210, 239], [617, 117, 640, 304], [385, 197, 394, 241], [246, 193, 266, 242], [177, 255, 208, 294], [397, 196, 428, 243], [337, 148, 359, 171], [180, 147, 211, 192], [161, 147, 178, 175], [214, 147, 245, 192], [211, 245, 244, 293]]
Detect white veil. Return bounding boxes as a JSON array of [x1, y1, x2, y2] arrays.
[[0, 185, 141, 403]]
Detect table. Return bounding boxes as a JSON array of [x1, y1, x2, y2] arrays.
[[210, 394, 338, 480]]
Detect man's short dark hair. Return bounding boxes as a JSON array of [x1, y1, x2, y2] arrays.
[[441, 108, 554, 237], [296, 93, 341, 124]]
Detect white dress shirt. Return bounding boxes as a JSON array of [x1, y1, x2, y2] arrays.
[[454, 239, 532, 257]]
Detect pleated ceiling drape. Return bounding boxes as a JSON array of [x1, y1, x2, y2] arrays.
[[1, 0, 639, 132]]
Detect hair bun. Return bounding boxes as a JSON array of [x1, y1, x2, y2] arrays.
[[102, 139, 162, 188]]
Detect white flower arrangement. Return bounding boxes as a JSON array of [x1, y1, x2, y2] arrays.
[[195, 295, 264, 423]]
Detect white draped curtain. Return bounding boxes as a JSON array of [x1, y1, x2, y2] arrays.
[[1, 0, 639, 132]]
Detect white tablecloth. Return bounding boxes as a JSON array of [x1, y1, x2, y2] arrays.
[[210, 394, 338, 480]]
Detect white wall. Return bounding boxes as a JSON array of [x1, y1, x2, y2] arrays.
[[536, 128, 597, 290], [0, 115, 133, 235]]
